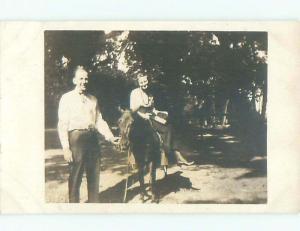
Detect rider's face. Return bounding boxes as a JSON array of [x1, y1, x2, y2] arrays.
[[138, 76, 148, 90]]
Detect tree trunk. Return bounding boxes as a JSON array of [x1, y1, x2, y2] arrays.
[[211, 96, 216, 126], [261, 80, 267, 120], [251, 86, 256, 112], [222, 99, 230, 126]]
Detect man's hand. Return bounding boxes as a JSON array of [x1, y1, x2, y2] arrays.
[[109, 137, 120, 146], [63, 148, 73, 163]]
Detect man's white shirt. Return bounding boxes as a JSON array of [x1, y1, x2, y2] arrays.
[[57, 89, 114, 149]]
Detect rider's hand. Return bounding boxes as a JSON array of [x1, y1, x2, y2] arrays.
[[109, 136, 120, 145], [143, 113, 152, 120], [63, 148, 73, 163], [153, 109, 158, 115]]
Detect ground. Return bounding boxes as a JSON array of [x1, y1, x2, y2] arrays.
[[45, 126, 267, 204]]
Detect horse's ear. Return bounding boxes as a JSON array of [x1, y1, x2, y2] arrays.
[[118, 105, 125, 113]]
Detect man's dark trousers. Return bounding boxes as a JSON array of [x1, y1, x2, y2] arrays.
[[68, 130, 100, 203]]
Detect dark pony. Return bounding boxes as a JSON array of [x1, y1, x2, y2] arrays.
[[118, 109, 160, 202]]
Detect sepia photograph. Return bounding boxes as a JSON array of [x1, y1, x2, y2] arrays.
[[44, 30, 267, 204], [0, 0, 299, 223]]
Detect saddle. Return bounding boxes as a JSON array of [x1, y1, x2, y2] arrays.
[[150, 111, 168, 125]]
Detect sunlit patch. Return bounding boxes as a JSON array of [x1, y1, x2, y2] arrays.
[[45, 162, 67, 167], [250, 156, 267, 162], [198, 164, 215, 169], [219, 135, 235, 140], [200, 133, 213, 137], [45, 149, 64, 156], [225, 140, 240, 144], [235, 169, 253, 179], [104, 30, 112, 35], [211, 151, 222, 155]]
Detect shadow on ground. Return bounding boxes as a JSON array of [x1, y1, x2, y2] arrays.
[[176, 126, 267, 179], [97, 171, 200, 203], [45, 125, 267, 203], [46, 127, 267, 174], [156, 171, 200, 199], [45, 155, 69, 184]]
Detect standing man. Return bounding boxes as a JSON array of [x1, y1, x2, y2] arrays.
[[58, 66, 119, 203]]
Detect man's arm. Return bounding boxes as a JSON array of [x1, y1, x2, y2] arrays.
[[58, 95, 69, 149], [57, 94, 73, 162], [95, 101, 118, 143]]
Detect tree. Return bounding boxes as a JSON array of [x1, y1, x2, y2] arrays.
[[45, 30, 267, 129]]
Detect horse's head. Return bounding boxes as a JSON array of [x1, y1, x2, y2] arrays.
[[118, 109, 134, 151]]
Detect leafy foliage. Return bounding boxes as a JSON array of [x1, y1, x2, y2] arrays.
[[45, 31, 267, 128]]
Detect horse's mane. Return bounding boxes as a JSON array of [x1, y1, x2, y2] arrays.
[[118, 109, 134, 151]]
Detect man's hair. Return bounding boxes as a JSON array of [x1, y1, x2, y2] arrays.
[[73, 65, 88, 78]]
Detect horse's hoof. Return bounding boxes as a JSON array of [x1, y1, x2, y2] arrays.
[[142, 190, 151, 197], [151, 195, 159, 203], [140, 194, 145, 202], [151, 198, 159, 203], [140, 190, 151, 202]]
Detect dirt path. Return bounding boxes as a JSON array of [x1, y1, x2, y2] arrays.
[[45, 128, 267, 203]]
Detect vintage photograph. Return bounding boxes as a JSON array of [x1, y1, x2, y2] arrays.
[[44, 30, 267, 204]]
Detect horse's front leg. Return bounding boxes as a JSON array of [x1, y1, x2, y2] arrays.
[[149, 161, 159, 203], [137, 164, 150, 202]]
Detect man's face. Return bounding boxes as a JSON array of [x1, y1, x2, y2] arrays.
[[73, 70, 89, 93], [138, 76, 148, 90]]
